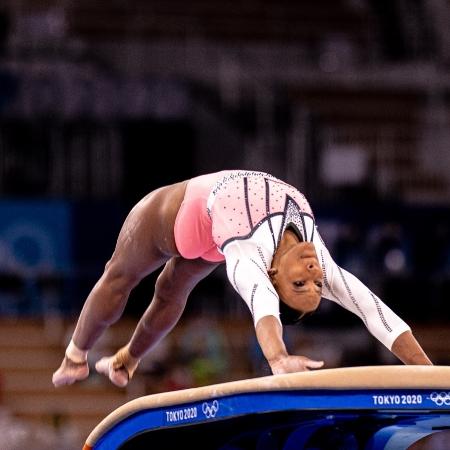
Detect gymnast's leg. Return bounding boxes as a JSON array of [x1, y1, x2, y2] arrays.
[[95, 256, 220, 387], [52, 182, 187, 387]]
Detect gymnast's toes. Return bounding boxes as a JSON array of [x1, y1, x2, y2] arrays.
[[52, 360, 89, 387], [95, 356, 129, 388]]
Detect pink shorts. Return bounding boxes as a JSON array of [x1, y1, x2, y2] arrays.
[[174, 171, 229, 262]]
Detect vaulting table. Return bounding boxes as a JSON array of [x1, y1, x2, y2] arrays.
[[83, 365, 450, 450]]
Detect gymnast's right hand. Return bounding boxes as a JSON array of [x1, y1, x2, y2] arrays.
[[52, 356, 90, 387], [270, 355, 324, 375]]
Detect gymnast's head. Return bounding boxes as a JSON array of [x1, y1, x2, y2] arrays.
[[269, 241, 323, 325]]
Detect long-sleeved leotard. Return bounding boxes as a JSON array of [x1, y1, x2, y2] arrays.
[[174, 170, 410, 350]]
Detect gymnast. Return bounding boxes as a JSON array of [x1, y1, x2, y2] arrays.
[[52, 170, 432, 388]]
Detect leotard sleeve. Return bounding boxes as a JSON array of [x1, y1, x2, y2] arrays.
[[313, 228, 411, 350], [222, 239, 281, 327]]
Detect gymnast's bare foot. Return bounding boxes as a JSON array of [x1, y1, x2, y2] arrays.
[[95, 356, 130, 388], [52, 356, 89, 387], [95, 347, 139, 388]]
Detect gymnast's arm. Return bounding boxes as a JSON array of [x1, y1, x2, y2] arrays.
[[313, 229, 432, 365], [255, 316, 324, 373], [222, 242, 324, 373], [390, 330, 432, 365]]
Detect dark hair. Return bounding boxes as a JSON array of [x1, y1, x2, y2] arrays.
[[279, 300, 303, 325]]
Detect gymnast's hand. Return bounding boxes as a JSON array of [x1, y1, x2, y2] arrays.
[[52, 355, 89, 387], [255, 316, 324, 375], [269, 355, 324, 375]]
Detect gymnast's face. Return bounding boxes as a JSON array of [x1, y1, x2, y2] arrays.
[[269, 242, 323, 318]]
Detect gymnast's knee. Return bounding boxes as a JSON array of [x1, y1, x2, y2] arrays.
[[100, 260, 141, 303], [154, 271, 188, 306]]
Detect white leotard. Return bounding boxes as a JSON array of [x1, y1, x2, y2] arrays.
[[207, 171, 410, 350]]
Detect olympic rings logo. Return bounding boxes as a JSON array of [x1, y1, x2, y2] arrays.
[[429, 392, 450, 406], [202, 400, 219, 418]]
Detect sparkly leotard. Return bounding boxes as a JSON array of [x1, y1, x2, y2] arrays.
[[174, 170, 410, 350]]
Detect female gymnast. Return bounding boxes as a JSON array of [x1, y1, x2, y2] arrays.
[[52, 170, 432, 388]]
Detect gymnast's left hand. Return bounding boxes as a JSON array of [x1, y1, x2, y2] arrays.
[[270, 355, 324, 375]]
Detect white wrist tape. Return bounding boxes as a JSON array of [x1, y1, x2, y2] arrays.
[[66, 339, 88, 363]]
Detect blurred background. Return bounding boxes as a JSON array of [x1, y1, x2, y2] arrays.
[[0, 0, 449, 448]]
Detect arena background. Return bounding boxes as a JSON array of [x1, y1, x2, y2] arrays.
[[0, 1, 449, 448]]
